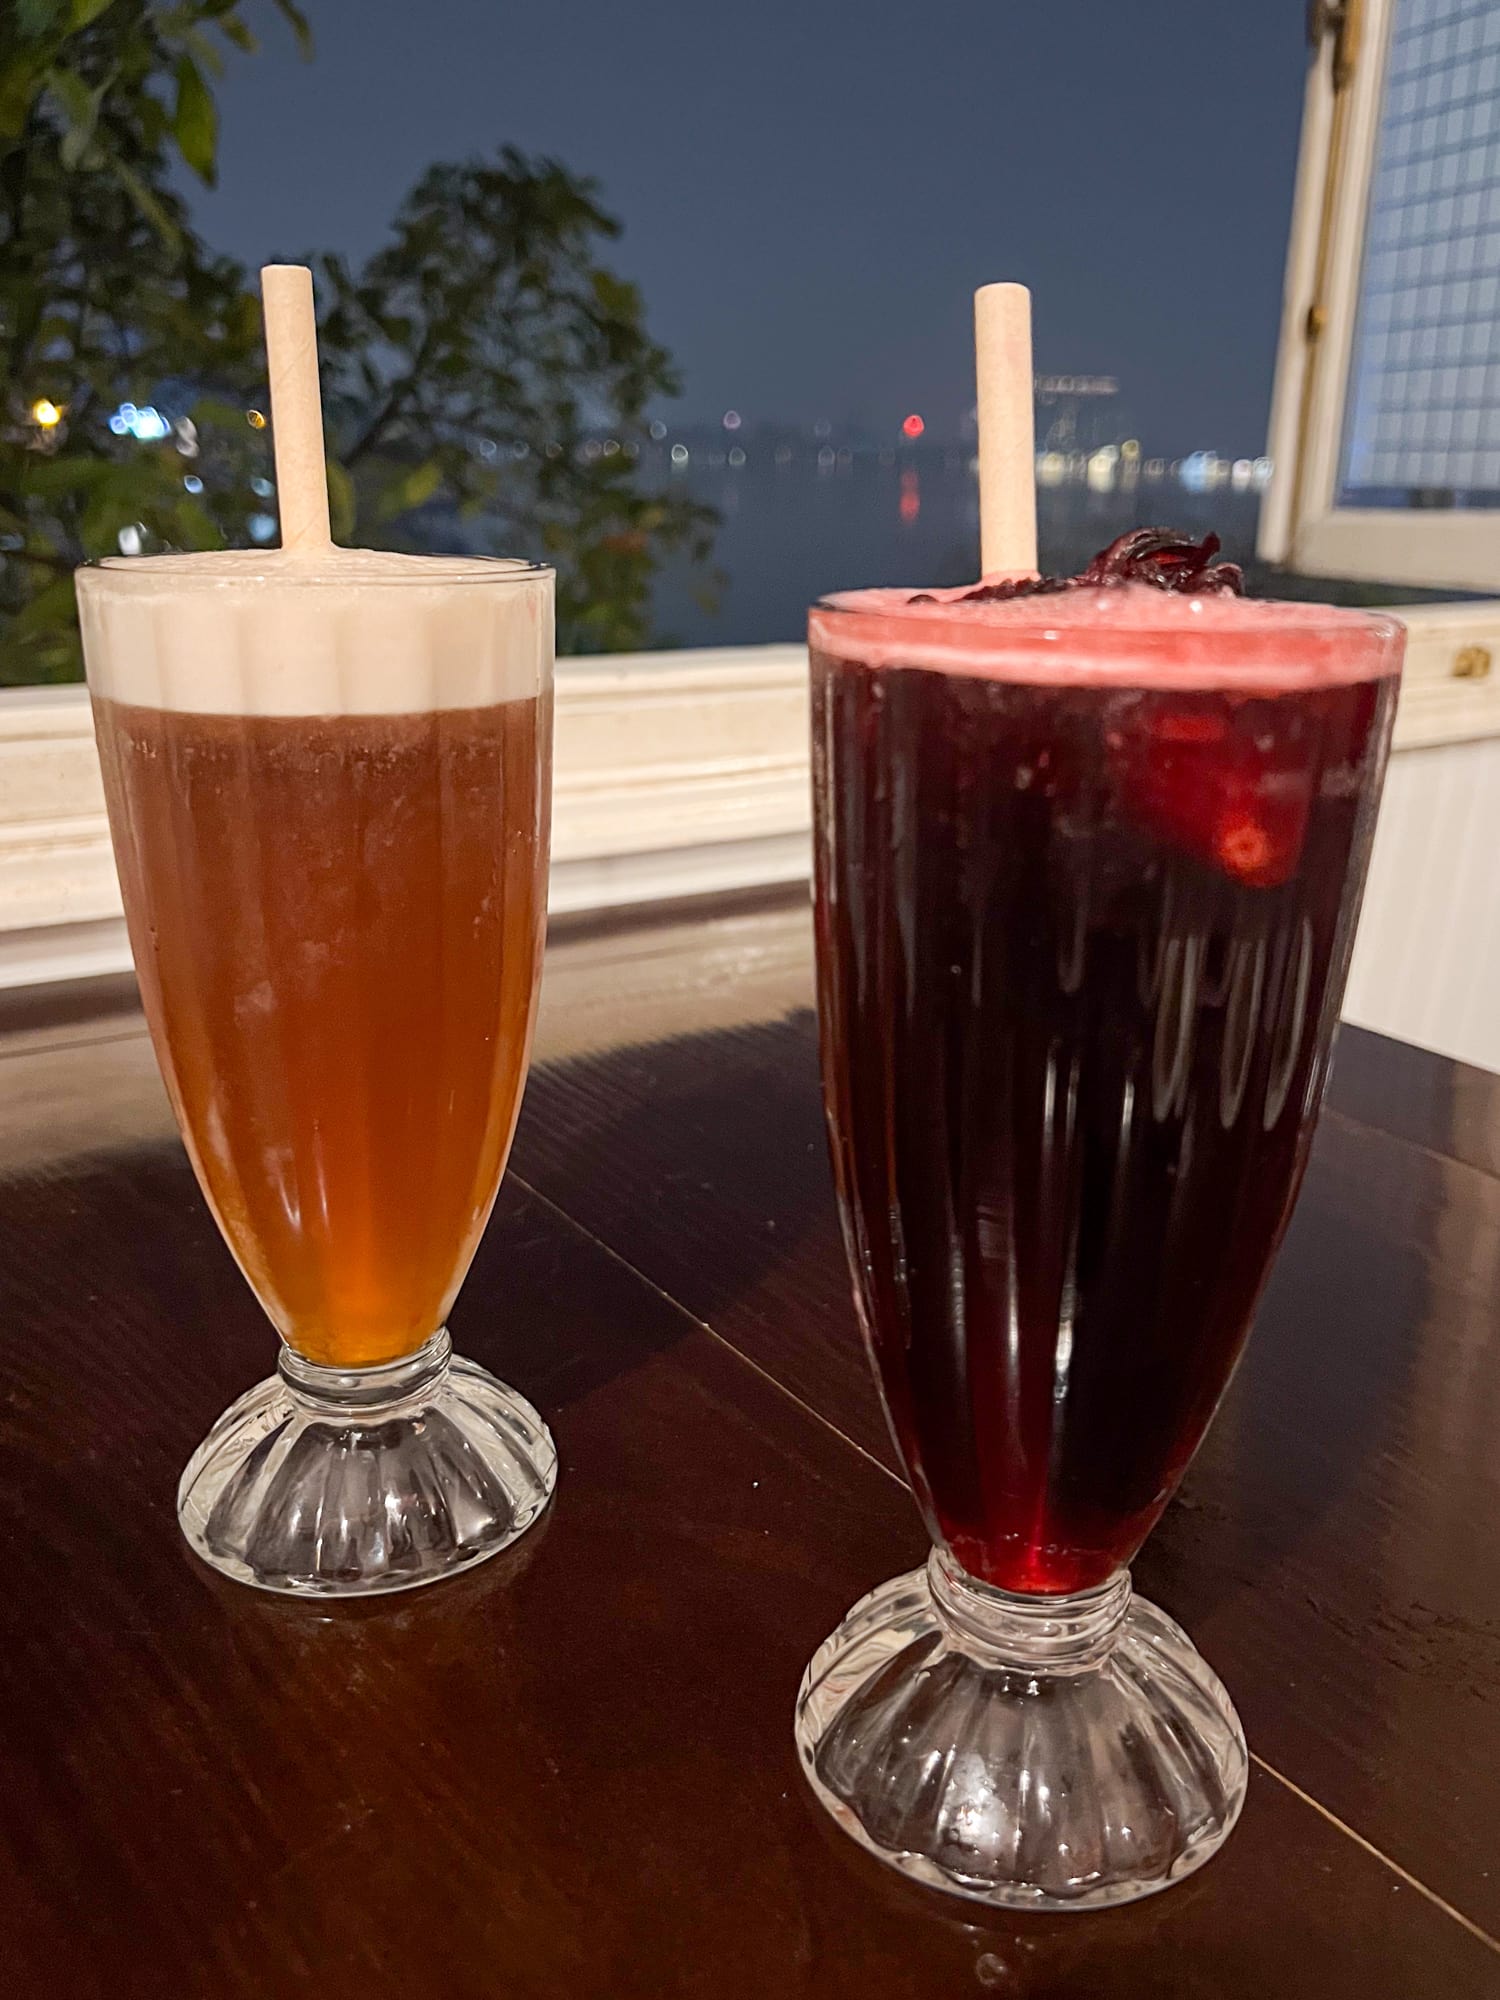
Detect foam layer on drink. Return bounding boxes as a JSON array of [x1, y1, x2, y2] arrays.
[[77, 549, 552, 715], [810, 583, 1403, 691]]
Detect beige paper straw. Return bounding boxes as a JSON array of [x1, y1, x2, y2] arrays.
[[974, 283, 1038, 578], [260, 264, 332, 551]]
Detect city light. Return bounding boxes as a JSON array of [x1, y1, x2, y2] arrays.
[[728, 446, 746, 467], [108, 402, 169, 441], [246, 409, 267, 430], [248, 512, 277, 543], [31, 399, 62, 428], [670, 443, 690, 465], [649, 419, 668, 441], [722, 409, 742, 431], [902, 413, 925, 439]]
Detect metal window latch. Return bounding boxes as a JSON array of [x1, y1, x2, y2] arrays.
[[1452, 646, 1493, 681], [1308, 0, 1364, 90]]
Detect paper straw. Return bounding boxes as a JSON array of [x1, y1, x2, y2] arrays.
[[974, 283, 1038, 578], [260, 264, 332, 552]]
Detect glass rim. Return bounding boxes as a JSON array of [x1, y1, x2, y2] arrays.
[[808, 588, 1405, 692], [77, 552, 554, 591], [810, 587, 1404, 641]]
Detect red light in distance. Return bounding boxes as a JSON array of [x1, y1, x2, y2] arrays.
[[901, 413, 925, 439]]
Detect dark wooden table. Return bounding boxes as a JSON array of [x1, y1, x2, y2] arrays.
[[3, 893, 1498, 1998]]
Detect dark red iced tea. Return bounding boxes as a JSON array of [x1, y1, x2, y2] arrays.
[[811, 558, 1401, 1595]]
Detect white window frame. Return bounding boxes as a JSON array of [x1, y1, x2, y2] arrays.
[[1261, 0, 1500, 589]]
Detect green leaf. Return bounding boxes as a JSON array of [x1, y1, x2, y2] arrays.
[[46, 65, 102, 169], [17, 0, 66, 38], [168, 496, 227, 550], [371, 457, 442, 524], [172, 55, 217, 185], [0, 59, 42, 140], [12, 574, 78, 641], [20, 455, 111, 498], [325, 459, 356, 541], [269, 0, 314, 56], [189, 394, 256, 430], [181, 26, 226, 81], [216, 15, 257, 53], [110, 158, 180, 244], [69, 0, 117, 27]]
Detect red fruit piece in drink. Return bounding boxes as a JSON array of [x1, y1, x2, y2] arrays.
[[1124, 706, 1311, 889]]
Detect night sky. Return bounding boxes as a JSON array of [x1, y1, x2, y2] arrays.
[[192, 2, 1312, 456]]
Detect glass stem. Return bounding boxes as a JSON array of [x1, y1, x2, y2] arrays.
[[277, 1327, 452, 1418], [927, 1546, 1132, 1675]]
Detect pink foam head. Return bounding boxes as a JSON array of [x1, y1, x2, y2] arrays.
[[809, 584, 1405, 693]]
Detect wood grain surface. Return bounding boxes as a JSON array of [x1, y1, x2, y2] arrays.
[[1, 896, 1496, 1995]]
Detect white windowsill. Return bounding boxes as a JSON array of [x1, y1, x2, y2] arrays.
[[2, 617, 1498, 992], [0, 645, 810, 990]]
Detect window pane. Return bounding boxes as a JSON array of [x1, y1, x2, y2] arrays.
[[1339, 0, 1500, 508]]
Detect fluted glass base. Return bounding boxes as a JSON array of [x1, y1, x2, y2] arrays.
[[795, 1549, 1247, 1910], [177, 1330, 556, 1597]]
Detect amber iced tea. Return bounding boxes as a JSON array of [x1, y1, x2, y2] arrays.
[[94, 694, 548, 1368]]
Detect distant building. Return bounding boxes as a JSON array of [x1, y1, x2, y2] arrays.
[[1034, 375, 1126, 456]]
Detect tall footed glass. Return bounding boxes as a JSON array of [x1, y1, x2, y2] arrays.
[[797, 580, 1403, 1905], [78, 550, 556, 1596]]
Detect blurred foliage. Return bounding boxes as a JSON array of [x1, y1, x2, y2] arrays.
[[315, 152, 717, 653], [0, 2, 715, 685]]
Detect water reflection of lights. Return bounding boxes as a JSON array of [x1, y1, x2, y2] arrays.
[[1179, 451, 1224, 494], [728, 445, 746, 467], [899, 467, 921, 524]]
